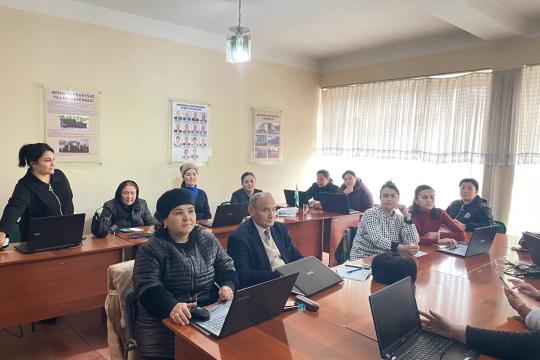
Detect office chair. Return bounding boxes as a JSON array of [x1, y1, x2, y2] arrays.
[[334, 226, 358, 265], [494, 220, 507, 234], [123, 288, 138, 360]]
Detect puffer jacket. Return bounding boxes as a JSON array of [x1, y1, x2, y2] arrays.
[[102, 198, 155, 229], [133, 228, 237, 359], [446, 195, 494, 231]]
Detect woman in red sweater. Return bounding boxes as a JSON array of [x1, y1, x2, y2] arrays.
[[410, 185, 465, 247]]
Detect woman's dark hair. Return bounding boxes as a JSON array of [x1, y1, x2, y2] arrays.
[[317, 169, 333, 183], [115, 180, 140, 204], [18, 143, 54, 167], [342, 170, 356, 179], [459, 178, 479, 192], [410, 185, 438, 220], [380, 180, 399, 196], [241, 171, 256, 184]]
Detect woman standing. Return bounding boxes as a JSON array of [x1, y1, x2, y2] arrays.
[[349, 181, 419, 260], [230, 172, 262, 204], [133, 188, 237, 359], [179, 163, 211, 220], [410, 185, 465, 247], [100, 180, 155, 229], [0, 143, 73, 248], [339, 170, 374, 212]]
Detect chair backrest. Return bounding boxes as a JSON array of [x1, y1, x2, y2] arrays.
[[334, 226, 358, 265], [123, 288, 138, 360], [494, 220, 507, 234]]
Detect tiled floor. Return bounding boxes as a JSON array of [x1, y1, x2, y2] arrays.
[[0, 309, 110, 360]]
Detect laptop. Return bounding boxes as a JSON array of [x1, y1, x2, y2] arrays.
[[199, 203, 249, 228], [522, 232, 540, 267], [192, 272, 298, 338], [283, 189, 309, 208], [369, 277, 478, 360], [437, 225, 497, 257], [15, 214, 85, 254], [276, 256, 343, 297], [319, 192, 359, 215]]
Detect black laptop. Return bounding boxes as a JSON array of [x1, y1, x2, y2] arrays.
[[523, 232, 540, 267], [199, 203, 249, 228], [283, 189, 309, 208], [437, 225, 497, 257], [319, 192, 359, 215], [192, 272, 298, 338], [369, 277, 478, 360], [276, 256, 343, 297], [15, 213, 85, 254]]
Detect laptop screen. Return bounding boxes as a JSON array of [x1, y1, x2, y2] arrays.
[[369, 277, 421, 356]]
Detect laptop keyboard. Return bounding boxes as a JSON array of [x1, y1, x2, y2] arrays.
[[398, 333, 453, 360], [201, 313, 227, 334]]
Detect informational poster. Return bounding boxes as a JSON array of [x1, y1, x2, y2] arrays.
[[252, 108, 282, 164], [171, 101, 209, 164], [44, 88, 100, 163]]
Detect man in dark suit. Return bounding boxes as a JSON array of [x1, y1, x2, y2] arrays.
[[227, 192, 303, 289]]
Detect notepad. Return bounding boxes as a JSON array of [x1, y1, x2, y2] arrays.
[[336, 264, 372, 281]]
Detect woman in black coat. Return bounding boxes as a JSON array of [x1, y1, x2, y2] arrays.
[[101, 180, 155, 229], [230, 171, 262, 204], [0, 143, 74, 248], [339, 170, 374, 212], [305, 169, 339, 209], [133, 188, 237, 359]]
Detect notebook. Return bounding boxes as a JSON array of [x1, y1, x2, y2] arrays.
[[437, 225, 497, 257], [15, 214, 85, 254], [192, 272, 298, 338], [199, 203, 249, 228], [522, 232, 540, 267], [369, 277, 478, 360], [319, 192, 359, 215], [283, 189, 309, 208]]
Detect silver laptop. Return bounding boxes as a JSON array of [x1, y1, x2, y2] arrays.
[[276, 256, 343, 297], [192, 272, 298, 338], [369, 277, 478, 360], [437, 225, 497, 257]]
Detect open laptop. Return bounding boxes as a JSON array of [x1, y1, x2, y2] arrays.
[[199, 203, 248, 228], [437, 225, 498, 257], [192, 272, 298, 338], [276, 256, 343, 297], [283, 189, 309, 208], [523, 232, 540, 267], [319, 192, 359, 215], [369, 277, 478, 360], [15, 213, 85, 254]]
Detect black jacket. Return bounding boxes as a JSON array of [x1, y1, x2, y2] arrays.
[[446, 196, 494, 231], [102, 198, 155, 228], [0, 169, 74, 239], [306, 182, 339, 201], [339, 178, 374, 212], [230, 188, 262, 204], [181, 183, 211, 220], [227, 218, 303, 289], [133, 228, 237, 359], [466, 326, 540, 359]]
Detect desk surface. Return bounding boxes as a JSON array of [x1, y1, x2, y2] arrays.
[[165, 233, 539, 360]]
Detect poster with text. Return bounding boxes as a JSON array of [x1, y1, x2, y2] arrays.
[[45, 88, 101, 163], [252, 108, 282, 164], [171, 101, 209, 165]]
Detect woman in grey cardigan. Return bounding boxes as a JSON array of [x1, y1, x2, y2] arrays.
[[133, 188, 237, 359]]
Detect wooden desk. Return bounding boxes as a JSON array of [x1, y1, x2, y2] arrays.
[[164, 235, 538, 360], [0, 234, 133, 328]]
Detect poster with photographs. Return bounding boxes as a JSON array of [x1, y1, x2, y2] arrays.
[[252, 108, 282, 164], [171, 100, 209, 164], [44, 88, 100, 163]]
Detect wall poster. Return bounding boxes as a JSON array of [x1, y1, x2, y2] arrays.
[[171, 100, 209, 164], [252, 108, 282, 164], [44, 87, 101, 163]]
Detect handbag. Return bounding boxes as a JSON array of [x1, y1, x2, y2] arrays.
[[91, 207, 112, 237]]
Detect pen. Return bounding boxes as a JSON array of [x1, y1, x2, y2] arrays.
[[345, 264, 364, 269], [347, 268, 363, 274], [214, 282, 221, 290]]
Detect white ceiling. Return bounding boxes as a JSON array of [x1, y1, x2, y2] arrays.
[[2, 0, 540, 72]]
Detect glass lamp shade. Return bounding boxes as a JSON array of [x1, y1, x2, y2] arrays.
[[226, 28, 251, 63]]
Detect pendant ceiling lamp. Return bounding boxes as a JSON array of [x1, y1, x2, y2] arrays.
[[226, 0, 251, 63]]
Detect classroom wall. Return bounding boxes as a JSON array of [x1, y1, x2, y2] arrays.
[[0, 7, 320, 231], [321, 35, 540, 87]]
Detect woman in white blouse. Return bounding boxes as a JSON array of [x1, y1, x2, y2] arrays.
[[350, 181, 419, 260]]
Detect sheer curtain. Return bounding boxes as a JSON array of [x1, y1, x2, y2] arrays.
[[318, 71, 493, 163]]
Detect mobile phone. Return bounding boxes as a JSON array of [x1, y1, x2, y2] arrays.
[[498, 275, 511, 290]]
